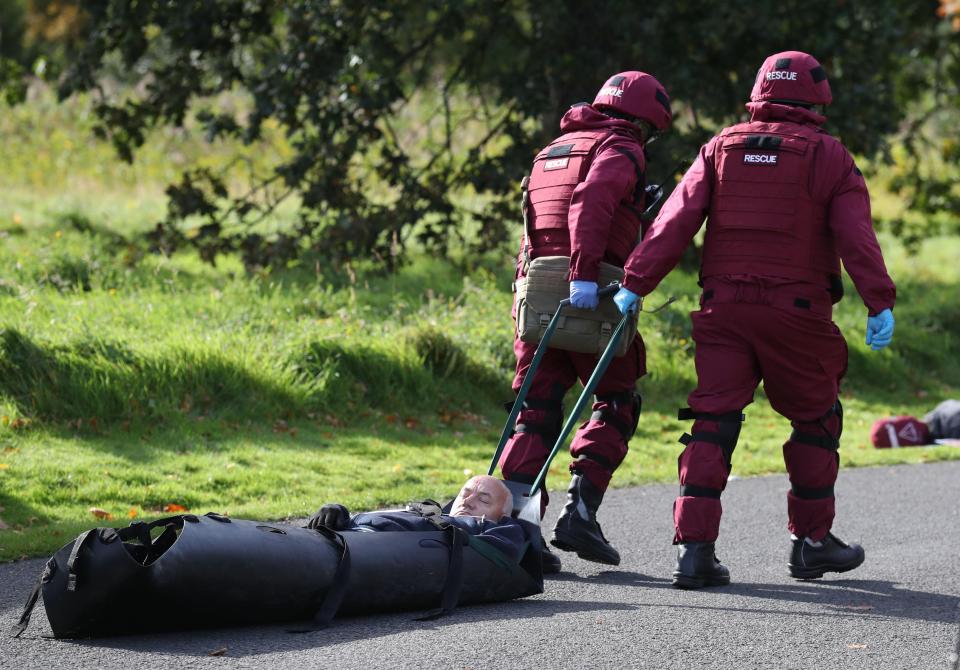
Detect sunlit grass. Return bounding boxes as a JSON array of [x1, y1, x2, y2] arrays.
[[0, 92, 957, 560]]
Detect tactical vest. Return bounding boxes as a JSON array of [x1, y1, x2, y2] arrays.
[[702, 121, 840, 288], [525, 129, 644, 266]]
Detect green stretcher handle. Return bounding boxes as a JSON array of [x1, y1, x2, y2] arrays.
[[527, 308, 631, 497], [487, 282, 621, 476]]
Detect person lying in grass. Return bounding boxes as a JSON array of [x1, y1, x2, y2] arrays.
[[305, 475, 527, 561]]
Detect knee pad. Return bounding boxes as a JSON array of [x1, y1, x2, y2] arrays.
[[514, 397, 564, 442], [789, 399, 843, 452], [593, 391, 642, 442], [678, 408, 745, 469]]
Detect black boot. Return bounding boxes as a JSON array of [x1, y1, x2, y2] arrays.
[[789, 532, 865, 579], [672, 542, 730, 589], [550, 473, 620, 565], [540, 537, 562, 574]]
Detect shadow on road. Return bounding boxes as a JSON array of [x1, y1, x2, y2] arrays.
[[547, 569, 674, 588], [10, 598, 637, 659], [729, 579, 960, 624], [546, 571, 959, 625]]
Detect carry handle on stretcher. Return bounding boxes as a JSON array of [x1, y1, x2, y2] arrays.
[[487, 281, 625, 478]]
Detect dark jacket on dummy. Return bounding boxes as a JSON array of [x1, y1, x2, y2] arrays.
[[12, 511, 542, 639], [349, 511, 527, 562]]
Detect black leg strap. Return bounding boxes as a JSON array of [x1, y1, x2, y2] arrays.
[[596, 391, 636, 404], [680, 484, 722, 499], [415, 525, 468, 621], [574, 453, 613, 471], [789, 430, 839, 451], [512, 396, 564, 439], [515, 421, 561, 438], [679, 428, 740, 470], [791, 484, 835, 500], [593, 391, 641, 440], [589, 408, 633, 440], [678, 407, 745, 423]]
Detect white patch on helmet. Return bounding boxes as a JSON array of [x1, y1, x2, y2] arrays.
[[597, 86, 624, 98], [765, 71, 798, 81]]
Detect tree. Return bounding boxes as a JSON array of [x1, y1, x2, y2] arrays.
[[40, 0, 958, 270]]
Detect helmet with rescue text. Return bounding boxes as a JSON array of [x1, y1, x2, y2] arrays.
[[592, 71, 672, 138], [750, 50, 832, 107]]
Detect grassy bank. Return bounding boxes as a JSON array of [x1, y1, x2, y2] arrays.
[[0, 92, 958, 560]]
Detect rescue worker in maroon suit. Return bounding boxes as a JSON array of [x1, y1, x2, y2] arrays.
[[614, 51, 896, 588], [499, 71, 672, 571]]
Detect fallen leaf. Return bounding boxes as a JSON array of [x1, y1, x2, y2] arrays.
[[385, 414, 397, 424], [0, 464, 9, 470], [89, 507, 114, 520], [207, 647, 227, 657], [163, 503, 188, 513], [128, 507, 139, 519]]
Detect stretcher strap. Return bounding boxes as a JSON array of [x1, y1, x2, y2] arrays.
[[66, 529, 96, 592], [289, 526, 352, 632], [415, 526, 468, 622], [9, 558, 55, 638]]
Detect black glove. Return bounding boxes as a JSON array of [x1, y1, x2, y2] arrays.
[[306, 503, 351, 531]]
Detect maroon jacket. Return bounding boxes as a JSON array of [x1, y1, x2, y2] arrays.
[[522, 104, 648, 282], [622, 102, 896, 314]]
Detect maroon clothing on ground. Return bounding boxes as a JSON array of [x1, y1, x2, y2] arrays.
[[621, 102, 896, 543]]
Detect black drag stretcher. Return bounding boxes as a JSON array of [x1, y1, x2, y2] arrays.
[[11, 287, 635, 639], [12, 510, 543, 638]]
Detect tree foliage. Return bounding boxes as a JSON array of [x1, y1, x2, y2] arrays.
[[28, 0, 960, 269]]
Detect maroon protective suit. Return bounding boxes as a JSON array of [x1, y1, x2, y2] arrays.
[[622, 101, 896, 543], [499, 104, 648, 500]]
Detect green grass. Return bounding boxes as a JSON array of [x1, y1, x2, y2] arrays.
[[0, 91, 958, 560]]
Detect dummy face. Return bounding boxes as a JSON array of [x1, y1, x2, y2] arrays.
[[450, 475, 511, 520]]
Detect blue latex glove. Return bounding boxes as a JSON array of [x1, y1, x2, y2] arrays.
[[865, 308, 895, 351], [614, 286, 640, 315], [569, 280, 599, 309]]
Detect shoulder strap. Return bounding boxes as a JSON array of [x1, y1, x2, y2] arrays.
[[520, 175, 531, 273]]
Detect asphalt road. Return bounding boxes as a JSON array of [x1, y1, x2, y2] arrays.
[[1, 461, 958, 670]]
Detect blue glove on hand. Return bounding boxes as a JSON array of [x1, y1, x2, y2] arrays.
[[865, 308, 895, 351], [614, 287, 640, 315], [569, 280, 599, 309]]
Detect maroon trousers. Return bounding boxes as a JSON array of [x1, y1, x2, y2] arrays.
[[498, 334, 645, 503], [676, 282, 847, 543]]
